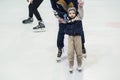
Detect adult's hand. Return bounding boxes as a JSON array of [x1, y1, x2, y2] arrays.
[[78, 0, 84, 7], [58, 18, 66, 23], [27, 0, 33, 3]]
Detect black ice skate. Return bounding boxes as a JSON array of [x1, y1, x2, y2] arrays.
[[22, 18, 33, 24], [33, 21, 46, 32], [56, 48, 62, 62], [82, 48, 86, 54], [82, 45, 87, 58], [82, 48, 87, 58]]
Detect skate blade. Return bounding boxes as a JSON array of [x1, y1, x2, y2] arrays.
[[56, 57, 61, 62], [77, 68, 82, 72], [33, 29, 46, 32], [22, 21, 33, 24], [77, 69, 82, 72], [69, 71, 73, 74], [56, 59, 61, 62], [83, 54, 87, 58]]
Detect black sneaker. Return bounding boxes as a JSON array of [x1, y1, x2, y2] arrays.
[[22, 18, 33, 24], [33, 21, 45, 32], [56, 48, 62, 62]]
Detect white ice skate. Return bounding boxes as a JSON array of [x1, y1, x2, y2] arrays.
[[56, 57, 61, 62], [77, 66, 82, 72], [69, 67, 73, 73]]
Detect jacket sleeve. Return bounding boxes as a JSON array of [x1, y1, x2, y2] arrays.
[[50, 0, 66, 18], [73, 0, 78, 10], [50, 0, 58, 11]]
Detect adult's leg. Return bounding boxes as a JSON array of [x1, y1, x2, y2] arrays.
[[32, 0, 46, 30], [29, 3, 33, 18], [80, 21, 86, 54], [81, 30, 85, 49], [30, 0, 43, 21], [56, 23, 66, 60], [57, 23, 66, 49]]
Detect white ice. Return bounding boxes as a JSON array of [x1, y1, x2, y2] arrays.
[[0, 0, 120, 80]]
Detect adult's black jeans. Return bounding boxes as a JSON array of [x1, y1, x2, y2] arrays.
[[57, 23, 66, 49], [29, 0, 43, 21]]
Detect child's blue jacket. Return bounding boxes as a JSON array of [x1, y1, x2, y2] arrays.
[[65, 20, 83, 36]]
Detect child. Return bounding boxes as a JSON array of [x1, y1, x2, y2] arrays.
[[65, 7, 83, 73]]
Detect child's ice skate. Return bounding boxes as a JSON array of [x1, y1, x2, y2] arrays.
[[33, 21, 46, 32], [77, 66, 82, 72], [69, 67, 73, 73], [22, 18, 33, 24]]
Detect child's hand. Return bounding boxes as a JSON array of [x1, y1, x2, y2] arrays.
[[74, 16, 79, 20], [71, 16, 79, 22]]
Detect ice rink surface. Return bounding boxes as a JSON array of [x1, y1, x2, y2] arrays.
[[0, 0, 120, 80]]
